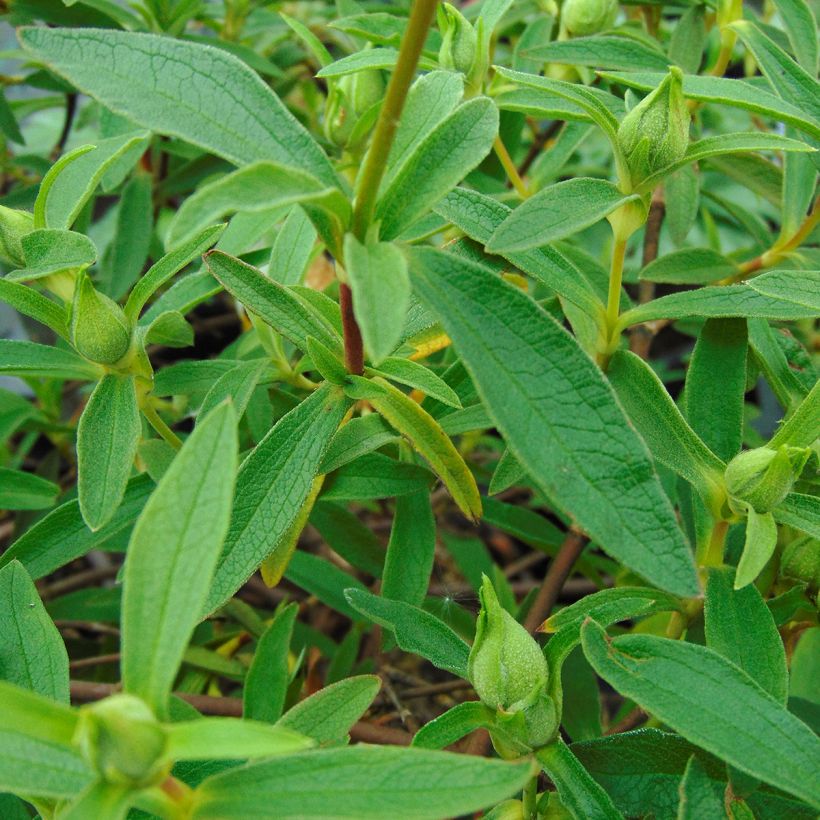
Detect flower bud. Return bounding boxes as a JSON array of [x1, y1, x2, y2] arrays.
[[324, 69, 385, 148], [438, 3, 478, 76], [74, 695, 169, 787], [71, 272, 132, 365], [725, 445, 810, 514], [468, 576, 549, 712], [562, 0, 618, 36], [780, 536, 820, 596], [617, 67, 690, 189], [0, 205, 33, 268]]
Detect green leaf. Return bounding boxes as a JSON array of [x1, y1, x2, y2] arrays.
[[770, 379, 820, 448], [270, 206, 317, 286], [0, 339, 103, 381], [165, 718, 312, 761], [344, 234, 410, 365], [345, 587, 471, 677], [0, 680, 77, 747], [190, 746, 533, 819], [19, 27, 338, 187], [322, 451, 434, 500], [205, 385, 350, 614], [0, 475, 153, 580], [434, 187, 604, 321], [319, 414, 399, 474], [168, 162, 350, 248], [317, 47, 438, 78], [244, 603, 298, 723], [347, 376, 481, 520], [619, 270, 820, 327], [0, 278, 69, 339], [124, 224, 225, 322], [204, 250, 341, 351], [412, 701, 497, 749], [599, 71, 820, 141], [77, 374, 141, 531], [382, 488, 436, 608], [668, 7, 707, 73], [773, 493, 820, 538], [640, 248, 737, 285], [735, 507, 778, 589], [199, 359, 267, 421], [276, 675, 381, 744], [376, 97, 499, 240], [677, 756, 725, 820], [9, 228, 96, 284], [285, 549, 366, 619], [0, 561, 69, 701], [607, 350, 725, 512], [58, 782, 132, 820], [409, 247, 699, 596], [122, 402, 238, 719], [704, 567, 787, 703], [0, 467, 59, 511], [771, 0, 818, 74], [369, 357, 462, 408], [580, 619, 820, 809], [525, 35, 671, 71], [536, 740, 623, 820], [487, 178, 639, 253]]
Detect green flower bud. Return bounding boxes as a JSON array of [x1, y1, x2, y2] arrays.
[[562, 0, 618, 36], [74, 695, 169, 788], [438, 3, 478, 76], [616, 67, 690, 189], [725, 445, 810, 514], [0, 205, 33, 268], [468, 576, 549, 712], [324, 69, 385, 148], [779, 536, 820, 595], [71, 272, 132, 365]]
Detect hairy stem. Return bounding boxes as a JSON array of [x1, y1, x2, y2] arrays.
[[630, 189, 665, 359], [522, 774, 538, 820], [141, 403, 182, 450], [494, 135, 529, 198]]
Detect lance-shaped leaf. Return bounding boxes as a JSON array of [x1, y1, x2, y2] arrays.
[[640, 248, 737, 286], [204, 250, 341, 351], [409, 247, 699, 596], [18, 27, 338, 187], [9, 229, 96, 284], [77, 374, 141, 531], [607, 350, 725, 512], [599, 71, 820, 142], [345, 588, 471, 677], [190, 746, 534, 819], [168, 162, 350, 247], [376, 97, 499, 240], [0, 468, 59, 511], [369, 357, 461, 409], [0, 561, 69, 702], [526, 35, 671, 71], [581, 620, 820, 809], [677, 756, 725, 820], [277, 676, 381, 744], [270, 206, 317, 286], [773, 492, 820, 539], [770, 379, 820, 448], [536, 740, 623, 820], [771, 0, 818, 74], [344, 234, 410, 365], [205, 385, 350, 614], [619, 269, 820, 327], [735, 507, 778, 590], [487, 178, 639, 254], [412, 701, 497, 750], [346, 376, 481, 520], [0, 339, 102, 381], [122, 402, 238, 719], [0, 278, 69, 339], [57, 783, 132, 820]]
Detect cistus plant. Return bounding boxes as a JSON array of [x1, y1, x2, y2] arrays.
[[0, 0, 817, 816]]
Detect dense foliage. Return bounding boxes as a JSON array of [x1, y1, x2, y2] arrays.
[[0, 0, 818, 817]]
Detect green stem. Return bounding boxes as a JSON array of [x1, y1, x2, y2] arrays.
[[603, 236, 628, 356], [142, 403, 183, 451], [522, 774, 538, 820], [350, 0, 440, 241]]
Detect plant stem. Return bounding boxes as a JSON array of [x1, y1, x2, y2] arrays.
[[630, 189, 665, 359], [339, 281, 364, 375], [350, 0, 440, 240], [142, 403, 183, 450], [494, 135, 529, 198], [522, 774, 538, 820], [604, 235, 628, 353]]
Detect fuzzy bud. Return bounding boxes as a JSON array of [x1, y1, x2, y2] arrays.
[[780, 536, 820, 596], [74, 695, 169, 788], [324, 69, 385, 148], [71, 272, 132, 365], [725, 446, 810, 514], [0, 205, 33, 268], [617, 67, 690, 189], [562, 0, 618, 36], [438, 3, 478, 76], [468, 576, 549, 713]]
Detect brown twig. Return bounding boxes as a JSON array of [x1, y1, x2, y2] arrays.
[[69, 680, 413, 745], [339, 282, 364, 375], [523, 528, 588, 633], [630, 189, 665, 360], [517, 120, 562, 178], [69, 653, 121, 671]]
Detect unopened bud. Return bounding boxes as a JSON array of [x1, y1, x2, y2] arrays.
[[725, 445, 810, 514], [0, 205, 33, 268], [562, 0, 618, 36], [468, 576, 548, 712], [780, 536, 820, 595], [438, 3, 478, 76], [71, 272, 131, 365], [617, 67, 690, 189], [74, 695, 169, 787], [324, 69, 385, 147]]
